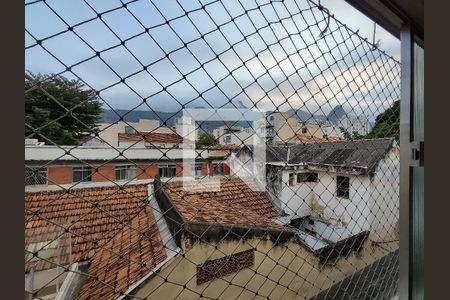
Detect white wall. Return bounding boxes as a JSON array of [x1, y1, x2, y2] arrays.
[[279, 170, 372, 236], [369, 147, 400, 241]]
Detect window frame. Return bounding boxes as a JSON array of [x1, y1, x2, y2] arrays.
[[213, 163, 224, 176], [158, 164, 176, 178], [115, 165, 137, 181], [336, 175, 350, 199], [288, 173, 295, 186], [192, 163, 203, 177], [72, 166, 93, 183]]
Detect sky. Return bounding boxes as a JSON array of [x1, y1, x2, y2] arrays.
[[25, 0, 401, 120]]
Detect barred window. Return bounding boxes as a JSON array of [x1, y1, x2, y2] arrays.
[[73, 166, 92, 183], [25, 167, 47, 185], [197, 249, 255, 285], [115, 165, 137, 181], [158, 164, 176, 178], [337, 176, 350, 199]]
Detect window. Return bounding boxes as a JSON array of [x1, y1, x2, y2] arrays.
[[158, 164, 176, 178], [289, 173, 295, 186], [192, 164, 202, 177], [197, 249, 254, 285], [115, 165, 137, 181], [73, 166, 92, 183], [25, 166, 47, 185], [336, 176, 350, 199], [307, 173, 318, 182], [213, 163, 224, 175], [297, 172, 318, 183], [124, 126, 135, 134], [224, 135, 231, 143], [302, 127, 307, 134]]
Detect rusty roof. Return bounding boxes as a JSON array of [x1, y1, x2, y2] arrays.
[[289, 134, 343, 143], [25, 184, 151, 272], [77, 206, 166, 300], [118, 132, 183, 144], [162, 178, 285, 233]]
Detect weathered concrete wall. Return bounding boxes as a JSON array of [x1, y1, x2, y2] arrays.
[[278, 170, 373, 236], [133, 236, 398, 300]]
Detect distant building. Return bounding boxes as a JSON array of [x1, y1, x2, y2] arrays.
[[335, 114, 371, 136], [174, 116, 199, 141], [24, 144, 231, 187], [265, 112, 326, 142], [322, 122, 344, 138], [212, 125, 255, 145], [82, 119, 173, 147], [117, 132, 189, 149], [288, 134, 343, 143]]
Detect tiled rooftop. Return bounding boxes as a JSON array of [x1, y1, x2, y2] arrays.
[[118, 132, 184, 144], [25, 184, 150, 272], [289, 134, 343, 143], [163, 178, 285, 232], [78, 206, 166, 300]]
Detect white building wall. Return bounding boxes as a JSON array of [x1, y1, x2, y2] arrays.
[[369, 146, 400, 241], [279, 171, 372, 236], [279, 170, 314, 217]]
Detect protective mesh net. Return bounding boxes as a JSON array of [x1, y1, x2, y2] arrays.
[[25, 0, 400, 299]]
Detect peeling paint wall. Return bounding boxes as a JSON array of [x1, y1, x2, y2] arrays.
[[132, 236, 398, 300]]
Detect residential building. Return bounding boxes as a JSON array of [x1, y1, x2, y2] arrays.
[[25, 178, 397, 300], [322, 122, 344, 138], [117, 132, 187, 148], [174, 116, 199, 141], [82, 119, 173, 147], [288, 134, 343, 144], [335, 114, 371, 136], [265, 112, 325, 142], [24, 144, 231, 187], [212, 125, 255, 145], [229, 138, 399, 242]]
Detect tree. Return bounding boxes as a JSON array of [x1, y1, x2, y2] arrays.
[[196, 132, 218, 148], [339, 127, 365, 140], [25, 72, 102, 145], [367, 100, 399, 140]]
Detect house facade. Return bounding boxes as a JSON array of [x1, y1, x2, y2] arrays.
[[229, 139, 400, 242], [212, 125, 255, 145], [25, 145, 230, 187], [265, 112, 326, 142], [82, 119, 173, 147], [25, 178, 397, 300]]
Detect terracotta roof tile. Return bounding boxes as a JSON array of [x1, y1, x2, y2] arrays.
[[77, 206, 166, 300], [118, 132, 183, 144], [289, 134, 343, 143], [164, 178, 285, 232], [25, 184, 150, 272]]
